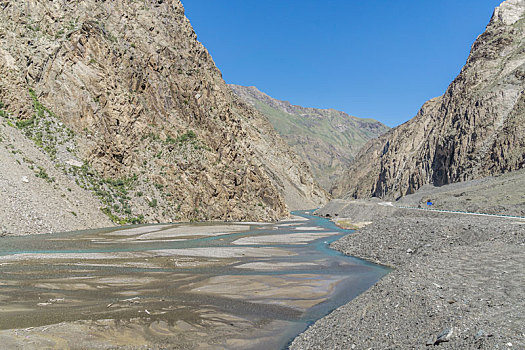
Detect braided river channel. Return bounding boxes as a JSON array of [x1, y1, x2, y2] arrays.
[[0, 211, 388, 349]]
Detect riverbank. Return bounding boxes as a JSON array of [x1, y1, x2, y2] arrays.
[[290, 200, 525, 349]]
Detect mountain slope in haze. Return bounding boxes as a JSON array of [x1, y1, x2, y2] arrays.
[[333, 0, 525, 199], [230, 85, 390, 190], [0, 0, 328, 234]]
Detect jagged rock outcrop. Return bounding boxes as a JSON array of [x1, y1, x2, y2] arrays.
[[0, 0, 328, 228], [230, 85, 389, 190], [333, 0, 525, 199]]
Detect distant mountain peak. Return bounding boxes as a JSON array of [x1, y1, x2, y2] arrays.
[[493, 0, 525, 25], [231, 84, 389, 190]]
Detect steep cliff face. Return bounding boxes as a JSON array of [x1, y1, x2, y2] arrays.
[[0, 0, 327, 226], [333, 0, 525, 199], [230, 85, 389, 190]]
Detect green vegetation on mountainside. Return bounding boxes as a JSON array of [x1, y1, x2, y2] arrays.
[[252, 100, 369, 148], [231, 85, 389, 190]]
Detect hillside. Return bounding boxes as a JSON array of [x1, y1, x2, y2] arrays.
[[397, 167, 525, 216], [333, 0, 525, 199], [0, 117, 114, 236], [0, 0, 328, 235], [230, 85, 389, 189]]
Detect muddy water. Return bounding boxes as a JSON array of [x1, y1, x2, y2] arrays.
[[0, 211, 388, 349]]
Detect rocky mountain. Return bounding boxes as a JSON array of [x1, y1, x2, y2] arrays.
[[333, 0, 525, 199], [230, 85, 389, 190], [0, 115, 115, 236], [0, 0, 328, 234]]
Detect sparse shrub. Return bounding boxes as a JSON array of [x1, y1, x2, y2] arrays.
[[0, 101, 7, 118], [35, 166, 54, 182], [176, 130, 196, 143], [15, 117, 36, 129], [165, 135, 177, 144]]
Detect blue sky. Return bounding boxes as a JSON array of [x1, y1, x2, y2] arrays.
[[183, 1, 503, 127]]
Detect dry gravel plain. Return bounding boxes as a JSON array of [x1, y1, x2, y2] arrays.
[[291, 195, 525, 350]]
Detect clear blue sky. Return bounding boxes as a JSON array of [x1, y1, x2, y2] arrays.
[[183, 1, 503, 127]]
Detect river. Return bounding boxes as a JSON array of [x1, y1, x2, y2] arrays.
[[0, 210, 388, 349]]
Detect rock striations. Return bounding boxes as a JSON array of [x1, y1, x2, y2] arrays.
[[0, 0, 328, 233], [333, 0, 525, 199], [230, 85, 389, 190]]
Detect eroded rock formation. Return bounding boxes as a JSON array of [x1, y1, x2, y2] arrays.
[[334, 0, 525, 199], [0, 0, 328, 226]]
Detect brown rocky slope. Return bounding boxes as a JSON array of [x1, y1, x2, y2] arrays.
[[230, 85, 389, 190], [0, 0, 328, 232], [333, 0, 525, 199]]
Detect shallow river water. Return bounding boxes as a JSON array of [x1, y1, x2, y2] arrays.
[[0, 211, 388, 349]]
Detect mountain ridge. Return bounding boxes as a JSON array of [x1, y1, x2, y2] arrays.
[[230, 84, 389, 189]]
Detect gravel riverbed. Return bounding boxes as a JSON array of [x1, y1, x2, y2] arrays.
[[290, 201, 525, 349]]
